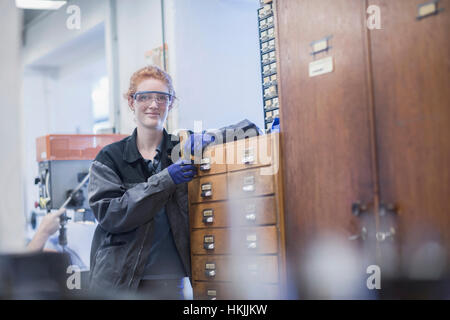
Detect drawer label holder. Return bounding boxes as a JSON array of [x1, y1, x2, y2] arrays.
[[201, 183, 213, 198], [204, 235, 215, 250], [202, 209, 214, 224], [205, 262, 216, 278]]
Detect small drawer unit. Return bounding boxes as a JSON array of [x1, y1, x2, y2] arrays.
[[188, 174, 228, 203], [192, 255, 279, 283], [257, 0, 280, 133], [228, 169, 275, 199], [188, 133, 285, 299], [191, 226, 279, 255], [197, 144, 227, 177], [192, 282, 281, 300], [225, 134, 274, 172]]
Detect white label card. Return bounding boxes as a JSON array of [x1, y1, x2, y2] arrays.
[[309, 56, 334, 78]]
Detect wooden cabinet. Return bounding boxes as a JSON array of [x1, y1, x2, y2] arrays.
[[275, 0, 450, 297], [368, 0, 450, 257], [188, 134, 286, 299]]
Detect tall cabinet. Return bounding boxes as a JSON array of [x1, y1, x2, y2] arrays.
[[275, 0, 450, 297]]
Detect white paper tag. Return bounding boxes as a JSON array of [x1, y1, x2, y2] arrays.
[[309, 56, 334, 77]]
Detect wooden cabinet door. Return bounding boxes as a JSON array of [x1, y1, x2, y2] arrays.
[[276, 0, 378, 296], [369, 0, 450, 261]]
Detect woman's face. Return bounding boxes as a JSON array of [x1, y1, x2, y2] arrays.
[[132, 78, 172, 130]]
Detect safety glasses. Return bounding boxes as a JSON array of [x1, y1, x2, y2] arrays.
[[133, 91, 173, 107]]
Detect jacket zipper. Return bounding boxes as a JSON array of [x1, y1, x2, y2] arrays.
[[128, 222, 152, 288]]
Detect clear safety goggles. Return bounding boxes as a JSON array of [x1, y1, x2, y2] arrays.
[[133, 91, 173, 107]]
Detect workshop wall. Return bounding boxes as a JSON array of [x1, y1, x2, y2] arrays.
[[165, 0, 263, 132], [0, 1, 25, 252], [116, 0, 164, 135]]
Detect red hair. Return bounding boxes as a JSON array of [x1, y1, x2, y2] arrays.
[[124, 65, 176, 109]]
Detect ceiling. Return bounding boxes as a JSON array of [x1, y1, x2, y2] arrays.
[[23, 9, 49, 28], [22, 0, 68, 29]]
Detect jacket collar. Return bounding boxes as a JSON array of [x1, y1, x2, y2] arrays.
[[123, 128, 175, 164]]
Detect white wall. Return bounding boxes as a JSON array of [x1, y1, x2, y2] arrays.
[[23, 0, 109, 66], [22, 0, 264, 135], [166, 0, 263, 132], [0, 2, 25, 252], [116, 0, 263, 134], [22, 23, 107, 221], [18, 0, 264, 250], [116, 0, 164, 135]]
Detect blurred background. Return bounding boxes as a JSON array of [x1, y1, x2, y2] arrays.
[[1, 0, 262, 256], [0, 0, 264, 299], [1, 0, 449, 300]]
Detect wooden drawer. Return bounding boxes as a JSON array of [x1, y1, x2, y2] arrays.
[[192, 255, 279, 283], [190, 196, 277, 228], [225, 134, 274, 172], [197, 144, 227, 177], [227, 196, 277, 226], [228, 168, 275, 199], [190, 201, 228, 229], [189, 174, 227, 203], [193, 281, 281, 300], [191, 226, 279, 255]]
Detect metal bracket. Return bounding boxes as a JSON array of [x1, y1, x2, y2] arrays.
[[310, 35, 333, 56], [417, 0, 444, 20]]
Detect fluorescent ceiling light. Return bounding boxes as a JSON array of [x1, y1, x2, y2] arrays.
[[16, 0, 67, 10]]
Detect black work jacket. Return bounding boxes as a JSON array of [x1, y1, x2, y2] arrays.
[[88, 128, 189, 292]]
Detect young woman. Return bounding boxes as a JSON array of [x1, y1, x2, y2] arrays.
[[87, 66, 212, 298]]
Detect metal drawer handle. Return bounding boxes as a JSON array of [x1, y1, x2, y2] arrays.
[[245, 213, 256, 221], [243, 185, 255, 192], [206, 270, 216, 277], [376, 227, 396, 242], [348, 227, 368, 241], [247, 242, 257, 249]]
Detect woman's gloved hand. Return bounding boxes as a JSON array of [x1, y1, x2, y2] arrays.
[[167, 160, 198, 184], [183, 132, 215, 158]]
